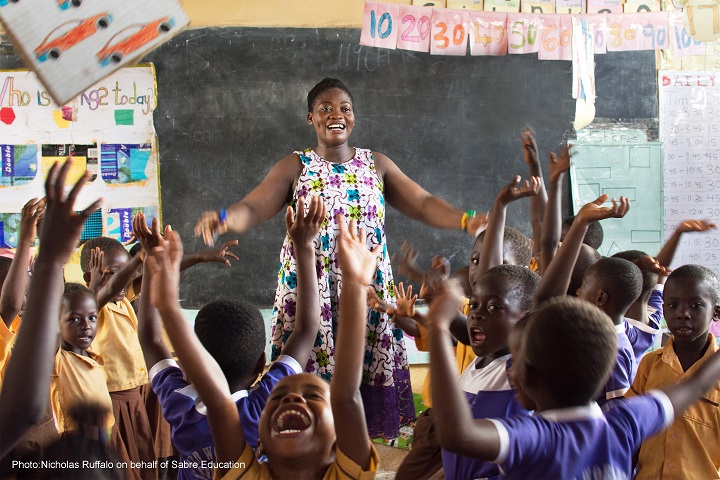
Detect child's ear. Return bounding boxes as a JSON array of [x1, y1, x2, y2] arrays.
[[307, 112, 313, 125], [595, 291, 608, 307], [254, 353, 266, 377], [82, 271, 91, 285], [713, 305, 720, 322]]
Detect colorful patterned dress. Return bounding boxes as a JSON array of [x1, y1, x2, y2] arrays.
[[269, 148, 416, 439]]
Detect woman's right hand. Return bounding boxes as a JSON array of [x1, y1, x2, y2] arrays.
[[195, 210, 228, 247]]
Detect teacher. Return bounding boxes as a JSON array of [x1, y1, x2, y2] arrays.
[[195, 78, 486, 440]]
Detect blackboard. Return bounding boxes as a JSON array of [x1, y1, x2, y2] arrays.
[[0, 28, 658, 308]]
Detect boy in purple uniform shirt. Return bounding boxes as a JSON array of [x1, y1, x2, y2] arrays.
[[429, 287, 720, 480], [136, 196, 324, 480]]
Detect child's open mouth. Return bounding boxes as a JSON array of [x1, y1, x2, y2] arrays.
[[273, 407, 312, 435], [470, 327, 486, 347]]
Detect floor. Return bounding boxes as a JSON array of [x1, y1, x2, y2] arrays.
[[375, 443, 446, 480]]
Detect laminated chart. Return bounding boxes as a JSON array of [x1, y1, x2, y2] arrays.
[[659, 71, 720, 276], [0, 65, 161, 244]]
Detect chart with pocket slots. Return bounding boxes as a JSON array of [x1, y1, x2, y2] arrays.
[[659, 70, 720, 274]]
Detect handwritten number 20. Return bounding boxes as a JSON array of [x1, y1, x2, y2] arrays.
[[402, 14, 430, 42]]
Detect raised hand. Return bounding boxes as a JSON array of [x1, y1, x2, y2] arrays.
[[88, 247, 110, 293], [677, 219, 717, 234], [465, 211, 490, 237], [577, 194, 630, 223], [147, 231, 184, 312], [549, 146, 572, 184], [367, 286, 395, 314], [336, 214, 381, 286], [496, 175, 542, 206], [394, 282, 418, 318], [19, 197, 45, 245], [520, 127, 539, 168], [286, 195, 326, 247], [194, 210, 227, 247], [427, 278, 464, 330], [634, 255, 671, 278], [193, 240, 240, 267], [133, 212, 166, 255]]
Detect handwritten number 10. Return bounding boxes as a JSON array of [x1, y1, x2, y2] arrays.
[[370, 10, 393, 39]]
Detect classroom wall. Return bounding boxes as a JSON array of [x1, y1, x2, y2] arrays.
[[181, 0, 406, 28]]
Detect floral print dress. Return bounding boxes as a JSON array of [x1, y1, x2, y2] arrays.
[[270, 148, 415, 439]]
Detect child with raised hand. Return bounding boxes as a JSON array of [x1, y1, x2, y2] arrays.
[[0, 160, 101, 459], [147, 214, 378, 479], [539, 146, 572, 274], [519, 127, 547, 268], [629, 264, 720, 479], [139, 196, 323, 480], [50, 283, 114, 435], [0, 197, 44, 387]]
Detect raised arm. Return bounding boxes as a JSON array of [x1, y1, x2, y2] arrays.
[[93, 249, 143, 309], [147, 231, 245, 468], [374, 152, 488, 235], [194, 154, 302, 246], [133, 213, 172, 368], [332, 215, 381, 468], [280, 196, 323, 365], [540, 148, 572, 274], [0, 161, 101, 458], [479, 175, 540, 273], [179, 240, 239, 270], [0, 197, 44, 325], [428, 278, 501, 460], [655, 219, 717, 268], [520, 128, 548, 252], [536, 194, 629, 304]]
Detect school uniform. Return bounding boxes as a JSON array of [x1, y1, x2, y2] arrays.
[[442, 354, 529, 480], [598, 325, 636, 410], [630, 334, 720, 479], [489, 391, 674, 479], [0, 315, 21, 391], [624, 284, 664, 364], [50, 348, 114, 433], [150, 355, 302, 480]]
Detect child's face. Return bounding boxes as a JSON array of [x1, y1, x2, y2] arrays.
[[467, 275, 525, 358], [664, 277, 720, 348], [469, 237, 515, 289], [103, 248, 131, 301], [308, 88, 355, 147], [258, 373, 335, 463], [576, 265, 602, 305], [59, 293, 98, 355]]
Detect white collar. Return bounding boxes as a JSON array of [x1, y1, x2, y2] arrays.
[[538, 402, 604, 422], [474, 353, 512, 370]]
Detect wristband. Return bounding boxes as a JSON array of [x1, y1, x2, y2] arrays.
[[461, 209, 476, 231], [219, 208, 227, 226]]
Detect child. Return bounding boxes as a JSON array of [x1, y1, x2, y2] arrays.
[[138, 196, 323, 480], [50, 283, 114, 435], [148, 215, 378, 479], [0, 160, 101, 459], [430, 287, 720, 479], [536, 194, 640, 408], [0, 197, 44, 388], [629, 264, 720, 479]]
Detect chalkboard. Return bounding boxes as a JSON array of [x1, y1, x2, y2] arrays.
[[0, 28, 658, 308]]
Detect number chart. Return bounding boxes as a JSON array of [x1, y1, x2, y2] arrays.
[[659, 71, 720, 275]]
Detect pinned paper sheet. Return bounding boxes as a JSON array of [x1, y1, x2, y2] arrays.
[[468, 11, 508, 55], [538, 14, 573, 60], [573, 17, 596, 129], [669, 11, 705, 56], [0, 0, 188, 106], [484, 0, 520, 12], [431, 8, 469, 55], [586, 0, 623, 13], [361, 2, 400, 49], [507, 13, 542, 54], [684, 0, 720, 43], [556, 0, 586, 14], [397, 5, 433, 52]]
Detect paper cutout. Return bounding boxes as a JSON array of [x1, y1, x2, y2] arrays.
[[360, 2, 400, 49], [468, 11, 508, 55], [669, 11, 705, 56], [0, 107, 14, 125], [0, 0, 188, 106], [106, 206, 157, 242], [448, 0, 484, 10], [397, 5, 433, 52], [484, 0, 521, 12], [586, 0, 623, 13], [684, 0, 720, 43], [0, 145, 37, 187], [41, 144, 98, 184], [100, 143, 151, 183], [538, 15, 573, 60], [556, 0, 586, 14], [507, 13, 542, 53], [522, 0, 555, 13], [114, 108, 133, 125], [431, 8, 470, 55]]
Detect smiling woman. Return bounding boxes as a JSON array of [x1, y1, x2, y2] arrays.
[[194, 77, 486, 440]]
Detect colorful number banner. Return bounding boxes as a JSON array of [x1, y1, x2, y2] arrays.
[[361, 2, 683, 59]]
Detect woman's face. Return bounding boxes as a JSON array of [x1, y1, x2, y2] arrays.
[[307, 88, 355, 147]]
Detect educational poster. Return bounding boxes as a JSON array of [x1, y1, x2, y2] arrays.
[[0, 65, 160, 247], [659, 71, 720, 276], [0, 0, 188, 106], [569, 130, 664, 257]]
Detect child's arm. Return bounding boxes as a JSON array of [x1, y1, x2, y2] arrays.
[[0, 161, 101, 458], [661, 348, 720, 418], [655, 219, 717, 268], [479, 175, 540, 272], [179, 240, 239, 270], [392, 240, 424, 285], [428, 278, 501, 460], [540, 148, 572, 274], [147, 231, 245, 467], [0, 197, 44, 325], [333, 215, 381, 468], [536, 194, 629, 303], [368, 283, 423, 337], [521, 128, 548, 254], [92, 248, 143, 310], [278, 196, 323, 364], [133, 213, 173, 368]]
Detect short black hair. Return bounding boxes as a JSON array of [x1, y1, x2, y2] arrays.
[[527, 297, 617, 406], [128, 242, 142, 258], [504, 227, 533, 267], [568, 245, 601, 296], [80, 237, 126, 273], [307, 78, 354, 112], [587, 257, 643, 316], [62, 283, 95, 308], [194, 298, 266, 383], [666, 264, 720, 304], [612, 250, 658, 304], [563, 215, 604, 249], [480, 265, 541, 312]]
